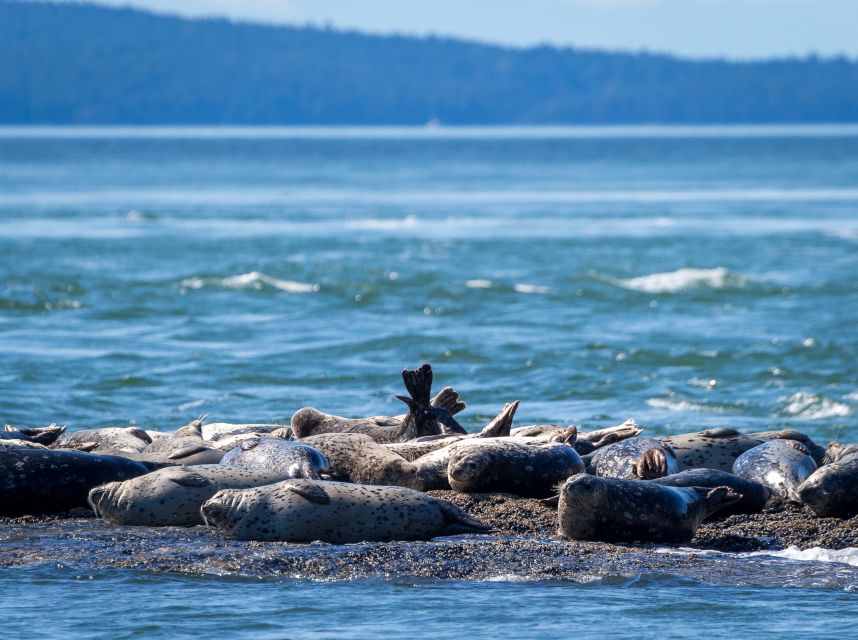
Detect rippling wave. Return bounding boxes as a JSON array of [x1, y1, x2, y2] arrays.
[[180, 272, 320, 293]]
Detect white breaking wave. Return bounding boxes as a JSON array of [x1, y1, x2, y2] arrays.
[[780, 391, 851, 420], [742, 546, 858, 567], [646, 397, 721, 413], [616, 267, 738, 293], [465, 279, 493, 289], [657, 546, 858, 568], [180, 271, 319, 293], [513, 283, 551, 294]]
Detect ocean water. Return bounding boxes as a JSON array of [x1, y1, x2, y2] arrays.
[[1, 126, 857, 637]]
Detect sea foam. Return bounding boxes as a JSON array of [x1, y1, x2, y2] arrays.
[[181, 271, 319, 293], [616, 267, 737, 293]]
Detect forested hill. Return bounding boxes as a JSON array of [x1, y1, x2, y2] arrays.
[[2, 1, 858, 124]]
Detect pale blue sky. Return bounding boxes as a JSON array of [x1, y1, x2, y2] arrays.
[[46, 0, 858, 59]]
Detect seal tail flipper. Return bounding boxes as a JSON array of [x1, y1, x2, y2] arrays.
[[634, 448, 669, 480], [539, 494, 560, 509], [6, 423, 67, 445], [693, 486, 743, 519], [474, 400, 520, 438], [438, 502, 493, 536], [285, 482, 331, 505], [430, 387, 466, 416], [402, 363, 433, 407], [549, 425, 578, 446], [167, 445, 212, 460], [580, 419, 642, 449]]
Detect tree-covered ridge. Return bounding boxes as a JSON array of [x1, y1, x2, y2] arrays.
[[2, 1, 857, 124]]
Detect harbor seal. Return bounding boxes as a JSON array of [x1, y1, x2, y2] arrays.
[[220, 436, 329, 479], [291, 364, 466, 442], [732, 439, 817, 503], [750, 429, 826, 466], [650, 468, 769, 518], [201, 422, 290, 442], [201, 479, 492, 543], [511, 419, 642, 455], [557, 474, 740, 543], [301, 433, 422, 489], [3, 423, 66, 445], [448, 440, 584, 497], [797, 443, 858, 518], [586, 436, 679, 480], [54, 426, 153, 453], [385, 400, 520, 462], [659, 428, 767, 472], [0, 448, 150, 516], [88, 464, 292, 526]]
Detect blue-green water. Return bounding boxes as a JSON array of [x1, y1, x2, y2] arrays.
[[1, 126, 856, 637]]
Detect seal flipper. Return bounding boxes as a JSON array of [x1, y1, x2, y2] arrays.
[[402, 363, 433, 406], [581, 419, 642, 449], [170, 472, 212, 488], [634, 448, 669, 480], [128, 427, 153, 445], [437, 502, 493, 536], [285, 483, 331, 505], [692, 485, 742, 519], [539, 494, 560, 509], [167, 445, 211, 460], [240, 437, 261, 451], [430, 387, 467, 416], [474, 401, 519, 438], [6, 423, 67, 445], [549, 425, 578, 446], [271, 427, 293, 440]]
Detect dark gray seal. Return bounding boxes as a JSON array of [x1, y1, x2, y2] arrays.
[[586, 436, 679, 480], [0, 448, 150, 516], [88, 464, 293, 526], [732, 439, 817, 503], [558, 474, 740, 543], [201, 479, 492, 543], [797, 443, 858, 518], [221, 436, 329, 479], [511, 419, 642, 455], [54, 426, 153, 453], [3, 423, 66, 446], [659, 428, 767, 472], [448, 440, 584, 498], [650, 468, 769, 518], [302, 433, 422, 489], [291, 364, 466, 442]]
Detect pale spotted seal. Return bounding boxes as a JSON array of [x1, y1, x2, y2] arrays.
[[291, 364, 466, 442], [732, 439, 817, 503], [797, 443, 858, 518], [448, 440, 584, 497], [54, 426, 153, 453], [586, 436, 679, 480], [750, 429, 826, 466], [201, 479, 491, 543], [659, 428, 767, 472], [511, 419, 642, 455], [220, 436, 329, 479], [301, 433, 422, 489], [557, 474, 740, 543], [88, 464, 291, 526], [0, 448, 150, 516]]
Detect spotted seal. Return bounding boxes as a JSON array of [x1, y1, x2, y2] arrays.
[[650, 468, 769, 517], [201, 479, 492, 543], [797, 443, 858, 518], [201, 422, 290, 442], [54, 426, 153, 453], [448, 440, 584, 497], [291, 364, 467, 442], [557, 474, 740, 543], [511, 419, 642, 455], [221, 436, 329, 479], [732, 439, 817, 503], [3, 423, 66, 446], [0, 448, 150, 516], [659, 428, 768, 472], [88, 464, 292, 526], [385, 400, 520, 462], [750, 429, 826, 466], [301, 433, 422, 489], [586, 436, 679, 480]]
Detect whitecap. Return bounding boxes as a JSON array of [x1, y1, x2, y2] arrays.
[[513, 283, 550, 294], [646, 397, 719, 413], [616, 267, 738, 293], [346, 215, 419, 230], [780, 391, 851, 420], [742, 546, 858, 568], [465, 279, 493, 289], [180, 272, 319, 293]]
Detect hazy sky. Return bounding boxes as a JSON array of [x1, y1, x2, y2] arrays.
[[46, 0, 858, 59]]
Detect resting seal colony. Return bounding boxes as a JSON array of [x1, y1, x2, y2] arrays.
[[1, 364, 856, 551]]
